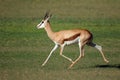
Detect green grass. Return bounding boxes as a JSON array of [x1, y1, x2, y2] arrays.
[[0, 18, 120, 80], [0, 0, 120, 80]]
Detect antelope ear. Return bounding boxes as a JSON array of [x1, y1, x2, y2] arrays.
[[48, 13, 52, 19], [46, 13, 52, 21]]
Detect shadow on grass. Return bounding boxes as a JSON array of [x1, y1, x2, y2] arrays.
[[95, 64, 120, 69]]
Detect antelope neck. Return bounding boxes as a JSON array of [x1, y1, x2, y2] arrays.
[[44, 22, 54, 39]]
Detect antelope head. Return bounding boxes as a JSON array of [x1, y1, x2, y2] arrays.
[[37, 12, 52, 29]]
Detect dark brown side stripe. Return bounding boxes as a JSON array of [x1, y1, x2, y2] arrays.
[[64, 33, 80, 42]]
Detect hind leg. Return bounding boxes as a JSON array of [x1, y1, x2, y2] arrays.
[[68, 41, 85, 69], [87, 42, 109, 63], [81, 48, 85, 57]]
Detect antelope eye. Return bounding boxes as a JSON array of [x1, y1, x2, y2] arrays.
[[42, 21, 44, 23]]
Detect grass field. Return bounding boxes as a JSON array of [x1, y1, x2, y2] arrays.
[[0, 0, 120, 80]]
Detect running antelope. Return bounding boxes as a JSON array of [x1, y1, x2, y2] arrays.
[[36, 12, 109, 69]]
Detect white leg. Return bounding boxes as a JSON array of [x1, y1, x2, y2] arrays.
[[95, 44, 109, 63], [68, 42, 82, 69], [87, 42, 109, 63], [60, 45, 74, 63], [42, 44, 58, 66]]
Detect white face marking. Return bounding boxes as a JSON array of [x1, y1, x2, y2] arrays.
[[65, 37, 80, 45], [37, 20, 47, 29]]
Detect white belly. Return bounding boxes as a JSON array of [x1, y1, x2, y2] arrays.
[[64, 37, 80, 45]]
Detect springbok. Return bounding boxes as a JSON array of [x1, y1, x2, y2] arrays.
[[37, 12, 109, 69]]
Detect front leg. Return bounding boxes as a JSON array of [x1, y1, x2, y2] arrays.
[[60, 44, 74, 64], [42, 44, 58, 66]]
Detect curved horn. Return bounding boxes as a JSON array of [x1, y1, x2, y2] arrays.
[[44, 11, 50, 19]]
